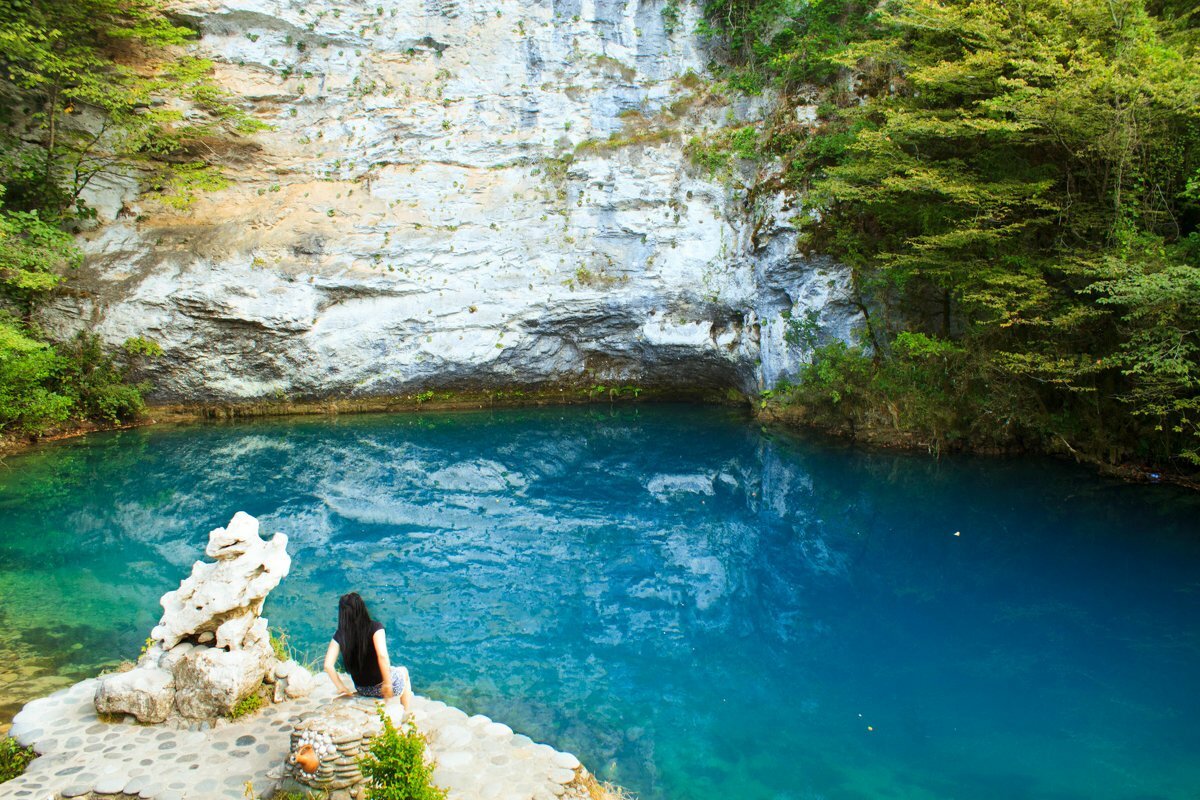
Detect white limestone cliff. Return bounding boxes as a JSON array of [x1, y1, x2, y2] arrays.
[[40, 0, 862, 401]]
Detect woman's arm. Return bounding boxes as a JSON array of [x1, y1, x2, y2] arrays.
[[372, 629, 393, 699], [323, 640, 354, 696]]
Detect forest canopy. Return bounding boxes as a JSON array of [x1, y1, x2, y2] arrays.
[[699, 0, 1200, 469]]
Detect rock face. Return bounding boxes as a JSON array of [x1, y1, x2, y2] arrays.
[[40, 0, 863, 401], [94, 511, 307, 721]]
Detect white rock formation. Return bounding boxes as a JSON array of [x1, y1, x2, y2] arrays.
[[94, 511, 291, 721], [275, 658, 317, 702], [39, 0, 863, 401], [153, 510, 290, 651], [93, 665, 176, 724]]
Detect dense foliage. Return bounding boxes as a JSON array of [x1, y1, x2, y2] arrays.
[[0, 0, 259, 437], [358, 708, 447, 800], [0, 736, 34, 783], [700, 0, 1200, 469]]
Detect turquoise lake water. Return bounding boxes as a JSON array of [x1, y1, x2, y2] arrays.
[[1, 405, 1199, 799]]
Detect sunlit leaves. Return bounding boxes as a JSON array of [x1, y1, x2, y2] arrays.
[[712, 0, 1200, 465]]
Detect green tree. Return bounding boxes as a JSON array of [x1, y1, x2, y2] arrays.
[[0, 318, 73, 434], [0, 0, 265, 219], [0, 194, 79, 315], [706, 0, 1200, 468], [0, 0, 259, 437]]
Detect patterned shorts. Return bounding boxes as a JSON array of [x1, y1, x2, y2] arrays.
[[356, 668, 410, 699]]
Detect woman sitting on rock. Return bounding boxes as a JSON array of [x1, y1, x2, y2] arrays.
[[323, 592, 412, 711]]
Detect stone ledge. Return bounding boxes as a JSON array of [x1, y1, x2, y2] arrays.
[[3, 674, 619, 800]]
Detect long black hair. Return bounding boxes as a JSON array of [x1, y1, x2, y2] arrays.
[[337, 592, 376, 676]]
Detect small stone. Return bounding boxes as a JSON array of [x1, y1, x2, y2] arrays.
[[547, 767, 576, 785], [95, 771, 128, 793], [484, 721, 513, 738], [124, 775, 152, 795]]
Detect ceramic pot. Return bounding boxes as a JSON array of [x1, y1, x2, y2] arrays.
[[295, 743, 319, 774]]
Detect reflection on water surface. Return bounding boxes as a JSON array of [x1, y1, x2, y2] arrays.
[[1, 405, 1198, 800]]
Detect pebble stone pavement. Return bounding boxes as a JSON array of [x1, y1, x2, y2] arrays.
[[1, 674, 585, 800]]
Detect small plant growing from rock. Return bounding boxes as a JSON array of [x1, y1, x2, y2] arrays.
[[269, 627, 292, 661], [0, 737, 34, 783], [229, 689, 266, 719], [662, 0, 681, 34], [359, 707, 446, 800]]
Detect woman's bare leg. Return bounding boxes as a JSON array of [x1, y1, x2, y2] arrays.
[[399, 666, 413, 711]]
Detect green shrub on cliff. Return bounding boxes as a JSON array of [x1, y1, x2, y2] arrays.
[[0, 324, 158, 434], [0, 201, 80, 314], [0, 320, 74, 434], [359, 708, 446, 800]]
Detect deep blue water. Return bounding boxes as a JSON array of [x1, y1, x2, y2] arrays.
[[1, 405, 1198, 799]]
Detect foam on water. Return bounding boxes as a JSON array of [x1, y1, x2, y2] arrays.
[[1, 405, 1198, 799]]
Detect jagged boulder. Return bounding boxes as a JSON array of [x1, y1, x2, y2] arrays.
[[152, 511, 290, 651], [94, 511, 290, 722], [275, 659, 316, 703], [93, 666, 175, 723], [173, 646, 272, 719]]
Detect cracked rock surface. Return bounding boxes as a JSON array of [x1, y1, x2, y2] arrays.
[[40, 0, 862, 401]]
